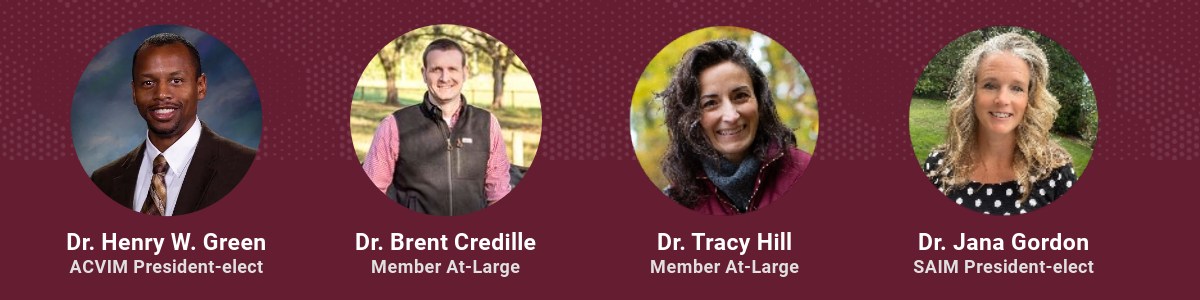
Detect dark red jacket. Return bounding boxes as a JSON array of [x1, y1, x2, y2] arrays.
[[691, 146, 811, 215]]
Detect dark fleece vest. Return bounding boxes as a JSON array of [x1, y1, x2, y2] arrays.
[[391, 96, 492, 216]]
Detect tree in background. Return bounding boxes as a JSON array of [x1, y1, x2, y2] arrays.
[[377, 34, 414, 107], [914, 31, 981, 98], [370, 25, 528, 109], [452, 26, 529, 110]]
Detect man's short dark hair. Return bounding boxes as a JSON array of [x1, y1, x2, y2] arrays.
[[422, 38, 467, 68], [132, 33, 202, 79]]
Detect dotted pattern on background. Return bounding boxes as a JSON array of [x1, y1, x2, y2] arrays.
[[0, 0, 1196, 162]]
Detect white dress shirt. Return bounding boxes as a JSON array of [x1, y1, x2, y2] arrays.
[[131, 119, 202, 216]]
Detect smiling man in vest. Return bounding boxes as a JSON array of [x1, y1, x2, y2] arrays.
[[362, 39, 511, 216]]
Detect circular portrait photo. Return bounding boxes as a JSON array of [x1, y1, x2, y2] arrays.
[[910, 26, 1097, 216], [72, 25, 262, 216], [351, 25, 541, 216], [631, 27, 818, 215]]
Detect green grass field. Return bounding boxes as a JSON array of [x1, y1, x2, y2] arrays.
[[351, 101, 541, 167], [909, 97, 1091, 176]]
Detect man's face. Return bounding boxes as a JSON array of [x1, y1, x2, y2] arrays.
[[131, 43, 205, 138], [422, 49, 467, 104]]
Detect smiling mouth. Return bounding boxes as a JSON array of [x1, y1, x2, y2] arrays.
[[150, 108, 178, 121], [989, 112, 1013, 118], [716, 125, 746, 136]]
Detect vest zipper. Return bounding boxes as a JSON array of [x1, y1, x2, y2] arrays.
[[743, 151, 786, 212], [436, 118, 454, 216]]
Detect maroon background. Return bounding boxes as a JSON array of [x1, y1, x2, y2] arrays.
[[2, 0, 1196, 298]]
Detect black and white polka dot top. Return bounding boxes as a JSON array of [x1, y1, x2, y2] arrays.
[[924, 150, 1077, 215]]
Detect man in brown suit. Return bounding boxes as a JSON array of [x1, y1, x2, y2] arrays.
[[90, 33, 255, 216]]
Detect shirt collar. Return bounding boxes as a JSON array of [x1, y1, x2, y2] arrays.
[[424, 92, 466, 120], [143, 118, 202, 177]]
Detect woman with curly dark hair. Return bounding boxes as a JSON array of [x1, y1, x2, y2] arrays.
[[660, 40, 812, 215]]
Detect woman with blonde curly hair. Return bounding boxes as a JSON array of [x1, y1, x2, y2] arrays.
[[924, 33, 1076, 215]]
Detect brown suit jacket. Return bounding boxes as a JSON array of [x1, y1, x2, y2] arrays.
[[90, 122, 257, 216]]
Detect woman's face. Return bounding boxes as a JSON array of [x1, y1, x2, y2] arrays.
[[973, 52, 1030, 141], [698, 61, 760, 163]]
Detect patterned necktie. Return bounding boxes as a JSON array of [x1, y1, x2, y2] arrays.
[[140, 154, 169, 216]]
